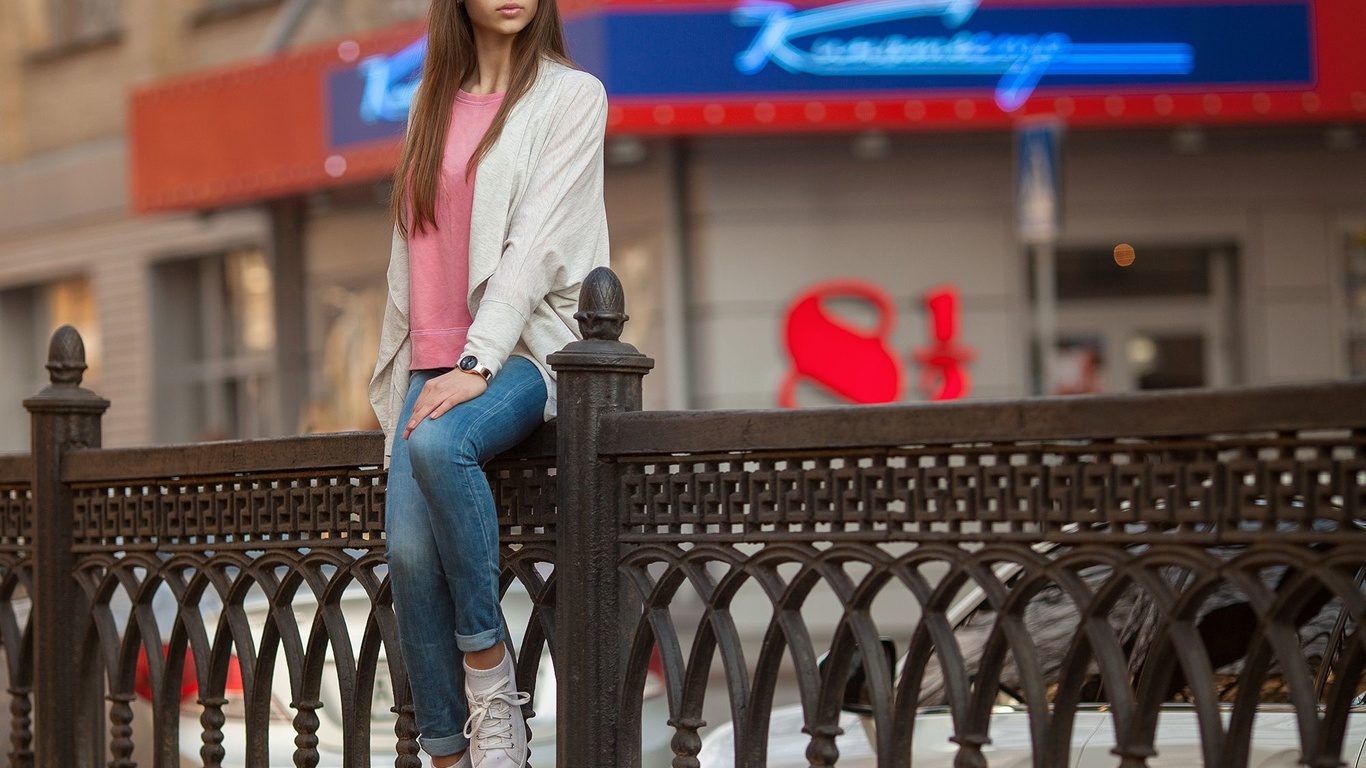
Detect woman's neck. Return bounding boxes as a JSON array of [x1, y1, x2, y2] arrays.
[[465, 31, 516, 94]]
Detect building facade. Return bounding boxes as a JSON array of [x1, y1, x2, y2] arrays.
[[2, 0, 1364, 451], [0, 0, 429, 450]]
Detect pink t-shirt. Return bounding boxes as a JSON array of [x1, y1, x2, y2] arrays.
[[408, 89, 505, 370]]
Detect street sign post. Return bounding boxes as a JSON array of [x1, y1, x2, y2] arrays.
[[1016, 119, 1064, 394]]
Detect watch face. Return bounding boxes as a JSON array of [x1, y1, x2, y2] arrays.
[[459, 355, 477, 372]]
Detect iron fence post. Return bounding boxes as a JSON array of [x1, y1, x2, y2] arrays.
[[24, 326, 108, 768], [547, 267, 654, 768]]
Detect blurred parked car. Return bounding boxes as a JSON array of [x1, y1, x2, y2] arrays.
[[699, 553, 1366, 767]]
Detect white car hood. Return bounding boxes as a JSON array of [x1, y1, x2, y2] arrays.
[[1077, 707, 1366, 768], [696, 704, 1366, 768], [695, 706, 1107, 768]]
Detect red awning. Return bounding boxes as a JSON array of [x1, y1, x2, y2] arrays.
[[130, 21, 424, 213]]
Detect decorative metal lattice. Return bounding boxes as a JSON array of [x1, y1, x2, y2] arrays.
[[611, 430, 1366, 768], [0, 437, 558, 768], [619, 436, 1366, 542]]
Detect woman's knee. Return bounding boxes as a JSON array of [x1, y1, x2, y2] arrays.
[[384, 524, 437, 576], [404, 418, 478, 482]]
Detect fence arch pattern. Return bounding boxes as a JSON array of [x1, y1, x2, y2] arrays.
[[609, 429, 1366, 768]]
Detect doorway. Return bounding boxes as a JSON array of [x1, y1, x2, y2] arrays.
[[1034, 244, 1240, 394]]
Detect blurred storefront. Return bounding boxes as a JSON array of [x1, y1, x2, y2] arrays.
[[124, 0, 1366, 435], [5, 0, 1356, 447], [0, 1, 426, 450]]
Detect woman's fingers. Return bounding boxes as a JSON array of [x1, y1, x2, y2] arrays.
[[429, 376, 486, 419], [403, 371, 489, 439]]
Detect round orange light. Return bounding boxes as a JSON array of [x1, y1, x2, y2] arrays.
[[1114, 243, 1136, 267]]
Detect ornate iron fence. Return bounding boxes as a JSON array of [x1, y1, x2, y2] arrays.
[[0, 267, 1364, 768]]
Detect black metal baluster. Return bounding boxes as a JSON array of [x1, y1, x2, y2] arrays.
[[199, 695, 227, 768], [107, 692, 135, 768], [293, 699, 322, 768], [393, 702, 421, 768], [7, 685, 31, 768]]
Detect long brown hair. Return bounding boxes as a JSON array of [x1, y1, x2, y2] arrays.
[[391, 0, 574, 238]]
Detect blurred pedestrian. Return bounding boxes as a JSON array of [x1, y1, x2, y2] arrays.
[[368, 0, 609, 763]]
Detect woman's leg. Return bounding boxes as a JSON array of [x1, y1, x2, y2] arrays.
[[388, 358, 547, 761], [403, 356, 546, 652], [386, 369, 473, 760]]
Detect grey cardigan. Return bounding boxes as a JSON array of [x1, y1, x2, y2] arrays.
[[369, 60, 610, 459]]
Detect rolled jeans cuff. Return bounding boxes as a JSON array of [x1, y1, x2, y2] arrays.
[[419, 731, 470, 758], [457, 627, 503, 653]]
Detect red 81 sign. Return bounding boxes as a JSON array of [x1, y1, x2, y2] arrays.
[[779, 280, 974, 408]]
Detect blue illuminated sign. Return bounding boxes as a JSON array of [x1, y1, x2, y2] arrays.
[[734, 0, 1195, 110], [326, 38, 424, 150], [324, 0, 1314, 148], [579, 1, 1312, 104], [358, 38, 425, 123]]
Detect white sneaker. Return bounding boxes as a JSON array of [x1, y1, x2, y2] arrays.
[[463, 669, 530, 768]]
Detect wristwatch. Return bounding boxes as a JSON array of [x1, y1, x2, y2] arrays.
[[458, 355, 493, 382]]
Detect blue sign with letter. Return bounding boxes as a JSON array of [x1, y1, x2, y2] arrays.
[[327, 37, 425, 150], [591, 0, 1311, 104], [733, 0, 1197, 110], [325, 0, 1313, 149]]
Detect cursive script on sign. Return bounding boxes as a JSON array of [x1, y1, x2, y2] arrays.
[[733, 0, 1195, 110]]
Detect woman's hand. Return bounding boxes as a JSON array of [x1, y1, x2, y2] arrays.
[[403, 369, 489, 440]]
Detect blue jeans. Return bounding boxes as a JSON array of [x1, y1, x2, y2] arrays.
[[385, 356, 547, 756]]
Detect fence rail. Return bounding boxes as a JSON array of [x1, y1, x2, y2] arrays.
[[1, 267, 1364, 768]]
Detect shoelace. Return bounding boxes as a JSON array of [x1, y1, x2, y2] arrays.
[[463, 675, 531, 752]]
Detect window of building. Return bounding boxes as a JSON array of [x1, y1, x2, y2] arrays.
[[1348, 232, 1366, 377], [24, 0, 122, 52], [152, 249, 277, 444], [0, 277, 99, 453]]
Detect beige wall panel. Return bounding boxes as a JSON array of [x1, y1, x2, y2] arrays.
[[691, 216, 827, 311], [0, 1, 25, 162], [694, 213, 1016, 308], [184, 1, 415, 72], [306, 204, 392, 285], [92, 251, 151, 447], [1066, 140, 1366, 208], [292, 0, 424, 48], [23, 47, 128, 154], [822, 215, 1017, 297], [1258, 209, 1332, 290], [1061, 208, 1249, 247], [605, 148, 674, 410], [693, 135, 1013, 219], [816, 141, 1013, 214], [692, 310, 786, 408], [1262, 300, 1337, 382], [184, 12, 275, 70], [303, 203, 398, 433], [606, 151, 670, 230], [952, 303, 1029, 398], [0, 139, 126, 235]]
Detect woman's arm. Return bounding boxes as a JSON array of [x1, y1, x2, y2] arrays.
[[461, 73, 610, 379]]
